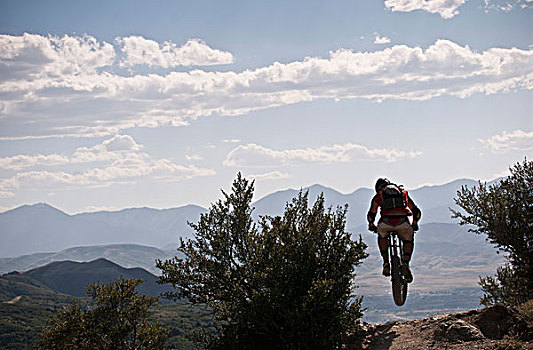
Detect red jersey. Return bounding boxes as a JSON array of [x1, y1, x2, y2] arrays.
[[372, 189, 413, 217]]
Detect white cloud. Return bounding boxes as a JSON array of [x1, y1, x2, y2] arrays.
[[3, 170, 93, 189], [1, 160, 215, 193], [384, 0, 468, 19], [0, 178, 15, 197], [70, 136, 169, 171], [222, 139, 241, 143], [82, 157, 215, 182], [0, 134, 215, 193], [0, 154, 70, 170], [224, 143, 422, 167], [374, 34, 391, 44], [247, 171, 291, 181], [0, 190, 14, 198], [185, 154, 203, 161], [484, 0, 533, 12], [0, 33, 115, 80], [71, 135, 143, 163], [478, 129, 533, 153], [102, 134, 143, 151], [118, 37, 234, 68], [1, 34, 533, 140]]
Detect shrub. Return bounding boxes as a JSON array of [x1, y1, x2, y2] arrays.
[[157, 174, 368, 349]]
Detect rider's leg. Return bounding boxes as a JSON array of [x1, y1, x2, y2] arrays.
[[377, 225, 391, 276], [377, 235, 389, 261], [376, 225, 390, 261], [397, 222, 415, 283], [396, 222, 415, 264], [401, 239, 414, 264]]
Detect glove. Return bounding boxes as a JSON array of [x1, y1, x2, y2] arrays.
[[412, 222, 419, 231], [368, 223, 378, 233]]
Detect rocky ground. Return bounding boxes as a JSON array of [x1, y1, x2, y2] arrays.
[[345, 304, 533, 349]]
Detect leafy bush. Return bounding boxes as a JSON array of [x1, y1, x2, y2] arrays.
[[452, 159, 533, 306], [38, 277, 168, 349], [157, 174, 368, 349]]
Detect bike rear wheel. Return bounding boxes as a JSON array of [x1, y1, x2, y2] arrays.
[[391, 255, 408, 306]]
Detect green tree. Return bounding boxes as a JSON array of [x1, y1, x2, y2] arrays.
[[38, 277, 168, 349], [157, 174, 368, 349], [452, 159, 533, 306]]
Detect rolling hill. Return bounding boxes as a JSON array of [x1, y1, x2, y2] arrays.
[[0, 244, 179, 275], [0, 259, 198, 349], [2, 258, 172, 298]]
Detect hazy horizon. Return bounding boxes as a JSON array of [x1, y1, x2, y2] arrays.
[[0, 175, 497, 215]]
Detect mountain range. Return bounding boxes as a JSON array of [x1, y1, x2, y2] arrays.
[[0, 204, 204, 258], [252, 178, 481, 227], [0, 178, 486, 258]]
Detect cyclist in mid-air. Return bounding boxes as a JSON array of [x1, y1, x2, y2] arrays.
[[367, 178, 421, 283]]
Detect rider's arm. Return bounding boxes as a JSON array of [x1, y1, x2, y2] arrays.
[[407, 194, 421, 224], [367, 197, 379, 232], [367, 197, 378, 224]]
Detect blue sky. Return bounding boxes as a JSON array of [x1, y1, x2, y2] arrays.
[[0, 0, 532, 213]]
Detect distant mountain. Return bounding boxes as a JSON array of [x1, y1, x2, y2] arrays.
[[252, 178, 483, 230], [253, 184, 365, 218], [0, 178, 499, 258], [0, 204, 205, 258], [2, 258, 172, 297], [0, 244, 180, 275], [75, 205, 205, 243]]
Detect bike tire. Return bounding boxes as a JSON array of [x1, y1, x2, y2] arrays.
[[391, 255, 407, 306], [401, 277, 408, 305]]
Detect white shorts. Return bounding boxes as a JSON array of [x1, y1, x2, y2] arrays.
[[377, 220, 414, 241]]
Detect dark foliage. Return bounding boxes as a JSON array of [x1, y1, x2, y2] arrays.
[[37, 276, 168, 349], [452, 159, 533, 306], [157, 173, 368, 349]]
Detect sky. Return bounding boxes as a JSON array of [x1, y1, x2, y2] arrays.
[[0, 0, 532, 214]]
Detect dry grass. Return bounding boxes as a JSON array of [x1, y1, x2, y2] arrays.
[[518, 299, 533, 320], [497, 333, 524, 350]]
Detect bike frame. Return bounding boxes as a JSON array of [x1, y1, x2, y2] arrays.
[[388, 231, 404, 266], [388, 230, 408, 306]]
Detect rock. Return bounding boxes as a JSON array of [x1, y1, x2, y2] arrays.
[[344, 303, 533, 349], [473, 303, 533, 341], [434, 319, 484, 342]]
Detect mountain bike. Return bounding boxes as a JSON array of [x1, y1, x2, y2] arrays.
[[388, 231, 409, 306]]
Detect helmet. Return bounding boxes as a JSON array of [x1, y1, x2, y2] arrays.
[[375, 178, 390, 193]]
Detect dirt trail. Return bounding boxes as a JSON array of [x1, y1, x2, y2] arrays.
[[345, 304, 533, 349], [3, 295, 22, 304]]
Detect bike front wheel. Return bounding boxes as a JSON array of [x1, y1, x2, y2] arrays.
[[391, 255, 408, 306]]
